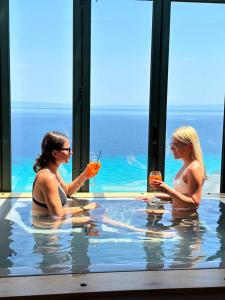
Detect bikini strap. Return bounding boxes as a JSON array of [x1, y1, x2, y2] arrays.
[[32, 197, 48, 208], [32, 169, 52, 191], [175, 165, 188, 181]]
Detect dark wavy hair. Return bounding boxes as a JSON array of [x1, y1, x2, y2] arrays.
[[33, 131, 68, 173]]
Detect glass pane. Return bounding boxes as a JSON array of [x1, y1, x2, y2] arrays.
[[10, 0, 73, 191], [165, 2, 225, 193], [90, 0, 152, 192]]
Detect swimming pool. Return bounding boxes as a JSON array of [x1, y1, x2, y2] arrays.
[[0, 196, 225, 277]]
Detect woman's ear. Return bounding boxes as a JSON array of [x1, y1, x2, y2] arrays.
[[52, 150, 57, 158]]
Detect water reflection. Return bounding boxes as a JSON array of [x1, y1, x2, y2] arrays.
[[144, 209, 166, 269], [206, 201, 225, 267], [32, 198, 91, 274], [169, 210, 205, 269], [143, 203, 206, 270], [0, 200, 16, 276]]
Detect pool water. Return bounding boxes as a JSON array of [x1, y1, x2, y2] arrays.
[[0, 197, 225, 277]]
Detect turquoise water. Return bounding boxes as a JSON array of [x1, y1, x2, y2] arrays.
[[1, 197, 225, 276], [11, 104, 223, 193], [12, 153, 221, 192]]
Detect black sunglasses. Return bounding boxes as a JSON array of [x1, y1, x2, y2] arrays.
[[57, 147, 71, 153]]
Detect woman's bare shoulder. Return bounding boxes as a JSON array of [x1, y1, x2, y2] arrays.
[[189, 161, 203, 171], [36, 170, 56, 184], [187, 161, 204, 180]]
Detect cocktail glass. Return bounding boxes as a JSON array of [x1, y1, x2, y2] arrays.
[[87, 161, 101, 187], [149, 171, 162, 203]]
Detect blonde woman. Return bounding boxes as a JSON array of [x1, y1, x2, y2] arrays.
[[151, 126, 205, 211]]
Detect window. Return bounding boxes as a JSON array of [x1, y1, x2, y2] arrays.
[[10, 0, 73, 191], [90, 0, 153, 192], [165, 2, 225, 193]]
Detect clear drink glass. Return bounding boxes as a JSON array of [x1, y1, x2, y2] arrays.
[[89, 151, 102, 188], [149, 171, 162, 202], [87, 161, 101, 187], [87, 162, 101, 177]]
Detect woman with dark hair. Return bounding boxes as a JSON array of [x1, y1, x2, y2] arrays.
[[32, 131, 99, 222]]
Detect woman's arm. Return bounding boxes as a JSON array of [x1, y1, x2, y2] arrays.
[[57, 165, 98, 196], [64, 202, 98, 214], [67, 171, 87, 196], [57, 172, 87, 196], [136, 193, 171, 202], [155, 165, 204, 207], [40, 174, 97, 217], [154, 193, 172, 201], [56, 171, 87, 196]]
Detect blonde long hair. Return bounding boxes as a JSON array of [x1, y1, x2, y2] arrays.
[[173, 126, 206, 178]]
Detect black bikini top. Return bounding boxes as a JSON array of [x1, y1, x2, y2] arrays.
[[32, 170, 67, 208]]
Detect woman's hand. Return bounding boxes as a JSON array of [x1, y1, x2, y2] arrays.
[[67, 163, 101, 195], [83, 162, 101, 179], [153, 180, 172, 194], [84, 202, 99, 211]]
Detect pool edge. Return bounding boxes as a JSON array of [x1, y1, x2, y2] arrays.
[[1, 269, 225, 299]]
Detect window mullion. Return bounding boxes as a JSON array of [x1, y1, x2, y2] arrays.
[[147, 0, 171, 190], [220, 97, 225, 193], [72, 0, 91, 192], [0, 0, 11, 192]]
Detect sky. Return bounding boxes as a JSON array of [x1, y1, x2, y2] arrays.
[[9, 0, 225, 106]]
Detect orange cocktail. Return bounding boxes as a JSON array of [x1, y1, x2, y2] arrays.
[[149, 170, 162, 200], [87, 161, 101, 178], [149, 173, 162, 189]]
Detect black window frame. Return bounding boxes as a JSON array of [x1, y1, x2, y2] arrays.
[[0, 0, 11, 192]]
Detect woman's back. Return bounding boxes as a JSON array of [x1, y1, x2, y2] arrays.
[[32, 169, 67, 216]]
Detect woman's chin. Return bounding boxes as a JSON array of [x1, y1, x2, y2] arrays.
[[63, 158, 70, 163]]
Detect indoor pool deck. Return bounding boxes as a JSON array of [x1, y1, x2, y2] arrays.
[[1, 192, 225, 300]]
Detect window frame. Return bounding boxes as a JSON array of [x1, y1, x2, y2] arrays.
[[0, 0, 11, 192], [72, 0, 91, 192]]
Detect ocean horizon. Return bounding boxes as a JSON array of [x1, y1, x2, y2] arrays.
[[11, 103, 224, 193]]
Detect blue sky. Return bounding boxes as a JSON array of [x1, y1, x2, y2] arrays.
[[9, 0, 225, 106]]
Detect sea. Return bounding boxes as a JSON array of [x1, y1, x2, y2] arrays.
[[11, 103, 224, 193]]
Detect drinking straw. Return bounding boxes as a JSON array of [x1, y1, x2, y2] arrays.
[[91, 151, 102, 187], [94, 150, 102, 171], [96, 150, 102, 164]]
